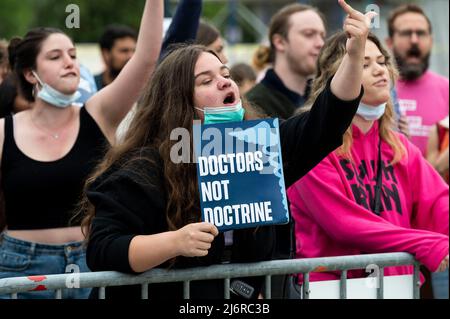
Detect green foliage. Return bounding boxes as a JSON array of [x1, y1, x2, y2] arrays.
[[0, 0, 34, 39], [202, 2, 226, 21], [0, 0, 146, 42]]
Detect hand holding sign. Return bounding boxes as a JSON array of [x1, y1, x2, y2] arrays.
[[338, 0, 378, 59], [175, 222, 219, 257]]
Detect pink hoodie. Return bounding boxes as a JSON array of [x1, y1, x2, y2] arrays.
[[288, 121, 449, 282]]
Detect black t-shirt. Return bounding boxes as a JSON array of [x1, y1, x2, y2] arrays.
[[246, 69, 312, 120]]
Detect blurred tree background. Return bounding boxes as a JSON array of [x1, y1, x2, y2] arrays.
[[0, 0, 447, 76], [0, 0, 147, 42]]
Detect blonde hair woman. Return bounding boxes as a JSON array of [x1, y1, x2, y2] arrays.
[[289, 29, 449, 286]]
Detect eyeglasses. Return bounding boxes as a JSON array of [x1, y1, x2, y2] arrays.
[[395, 29, 430, 39]]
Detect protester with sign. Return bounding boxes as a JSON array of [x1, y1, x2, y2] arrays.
[[288, 3, 448, 289], [82, 0, 371, 299]]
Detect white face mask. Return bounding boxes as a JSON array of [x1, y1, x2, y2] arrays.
[[356, 102, 387, 121], [32, 71, 81, 108]]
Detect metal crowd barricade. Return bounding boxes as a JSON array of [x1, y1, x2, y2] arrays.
[[0, 252, 420, 299]]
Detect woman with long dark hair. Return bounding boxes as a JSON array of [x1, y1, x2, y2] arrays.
[[81, 0, 376, 299]]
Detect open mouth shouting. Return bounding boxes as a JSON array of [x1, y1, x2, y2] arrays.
[[223, 92, 237, 106]]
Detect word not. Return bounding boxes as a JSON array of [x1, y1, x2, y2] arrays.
[[201, 180, 230, 202]]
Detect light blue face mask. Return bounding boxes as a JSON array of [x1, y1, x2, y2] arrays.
[[357, 102, 387, 121], [32, 71, 81, 108], [196, 100, 245, 125]]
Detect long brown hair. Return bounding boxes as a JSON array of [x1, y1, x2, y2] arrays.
[[80, 44, 261, 238], [300, 32, 405, 164], [196, 21, 220, 47]]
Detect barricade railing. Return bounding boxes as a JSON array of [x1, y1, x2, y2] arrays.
[[0, 252, 420, 299]]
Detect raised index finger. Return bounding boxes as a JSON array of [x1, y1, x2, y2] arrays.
[[338, 0, 356, 15]]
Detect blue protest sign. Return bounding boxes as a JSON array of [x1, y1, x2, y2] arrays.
[[194, 118, 289, 232]]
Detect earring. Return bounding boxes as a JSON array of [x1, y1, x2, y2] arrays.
[[32, 85, 38, 98]]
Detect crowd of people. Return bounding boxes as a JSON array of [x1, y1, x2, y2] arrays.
[[0, 0, 448, 300]]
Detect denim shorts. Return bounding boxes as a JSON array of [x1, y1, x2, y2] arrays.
[[0, 232, 91, 299]]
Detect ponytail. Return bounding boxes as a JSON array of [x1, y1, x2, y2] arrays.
[[7, 37, 22, 70], [252, 45, 272, 72]]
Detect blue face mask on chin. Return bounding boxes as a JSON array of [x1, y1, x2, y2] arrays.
[[196, 100, 245, 125], [32, 71, 81, 108], [356, 102, 387, 121]]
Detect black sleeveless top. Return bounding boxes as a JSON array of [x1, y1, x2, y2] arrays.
[[1, 107, 109, 230]]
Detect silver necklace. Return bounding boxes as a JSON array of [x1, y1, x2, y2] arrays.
[[29, 110, 73, 140]]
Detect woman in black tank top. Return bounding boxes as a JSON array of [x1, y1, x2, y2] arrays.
[[0, 0, 164, 299]]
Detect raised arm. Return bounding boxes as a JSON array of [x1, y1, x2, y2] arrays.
[[280, 0, 376, 187], [331, 0, 377, 101], [160, 0, 203, 58], [86, 0, 164, 143]]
